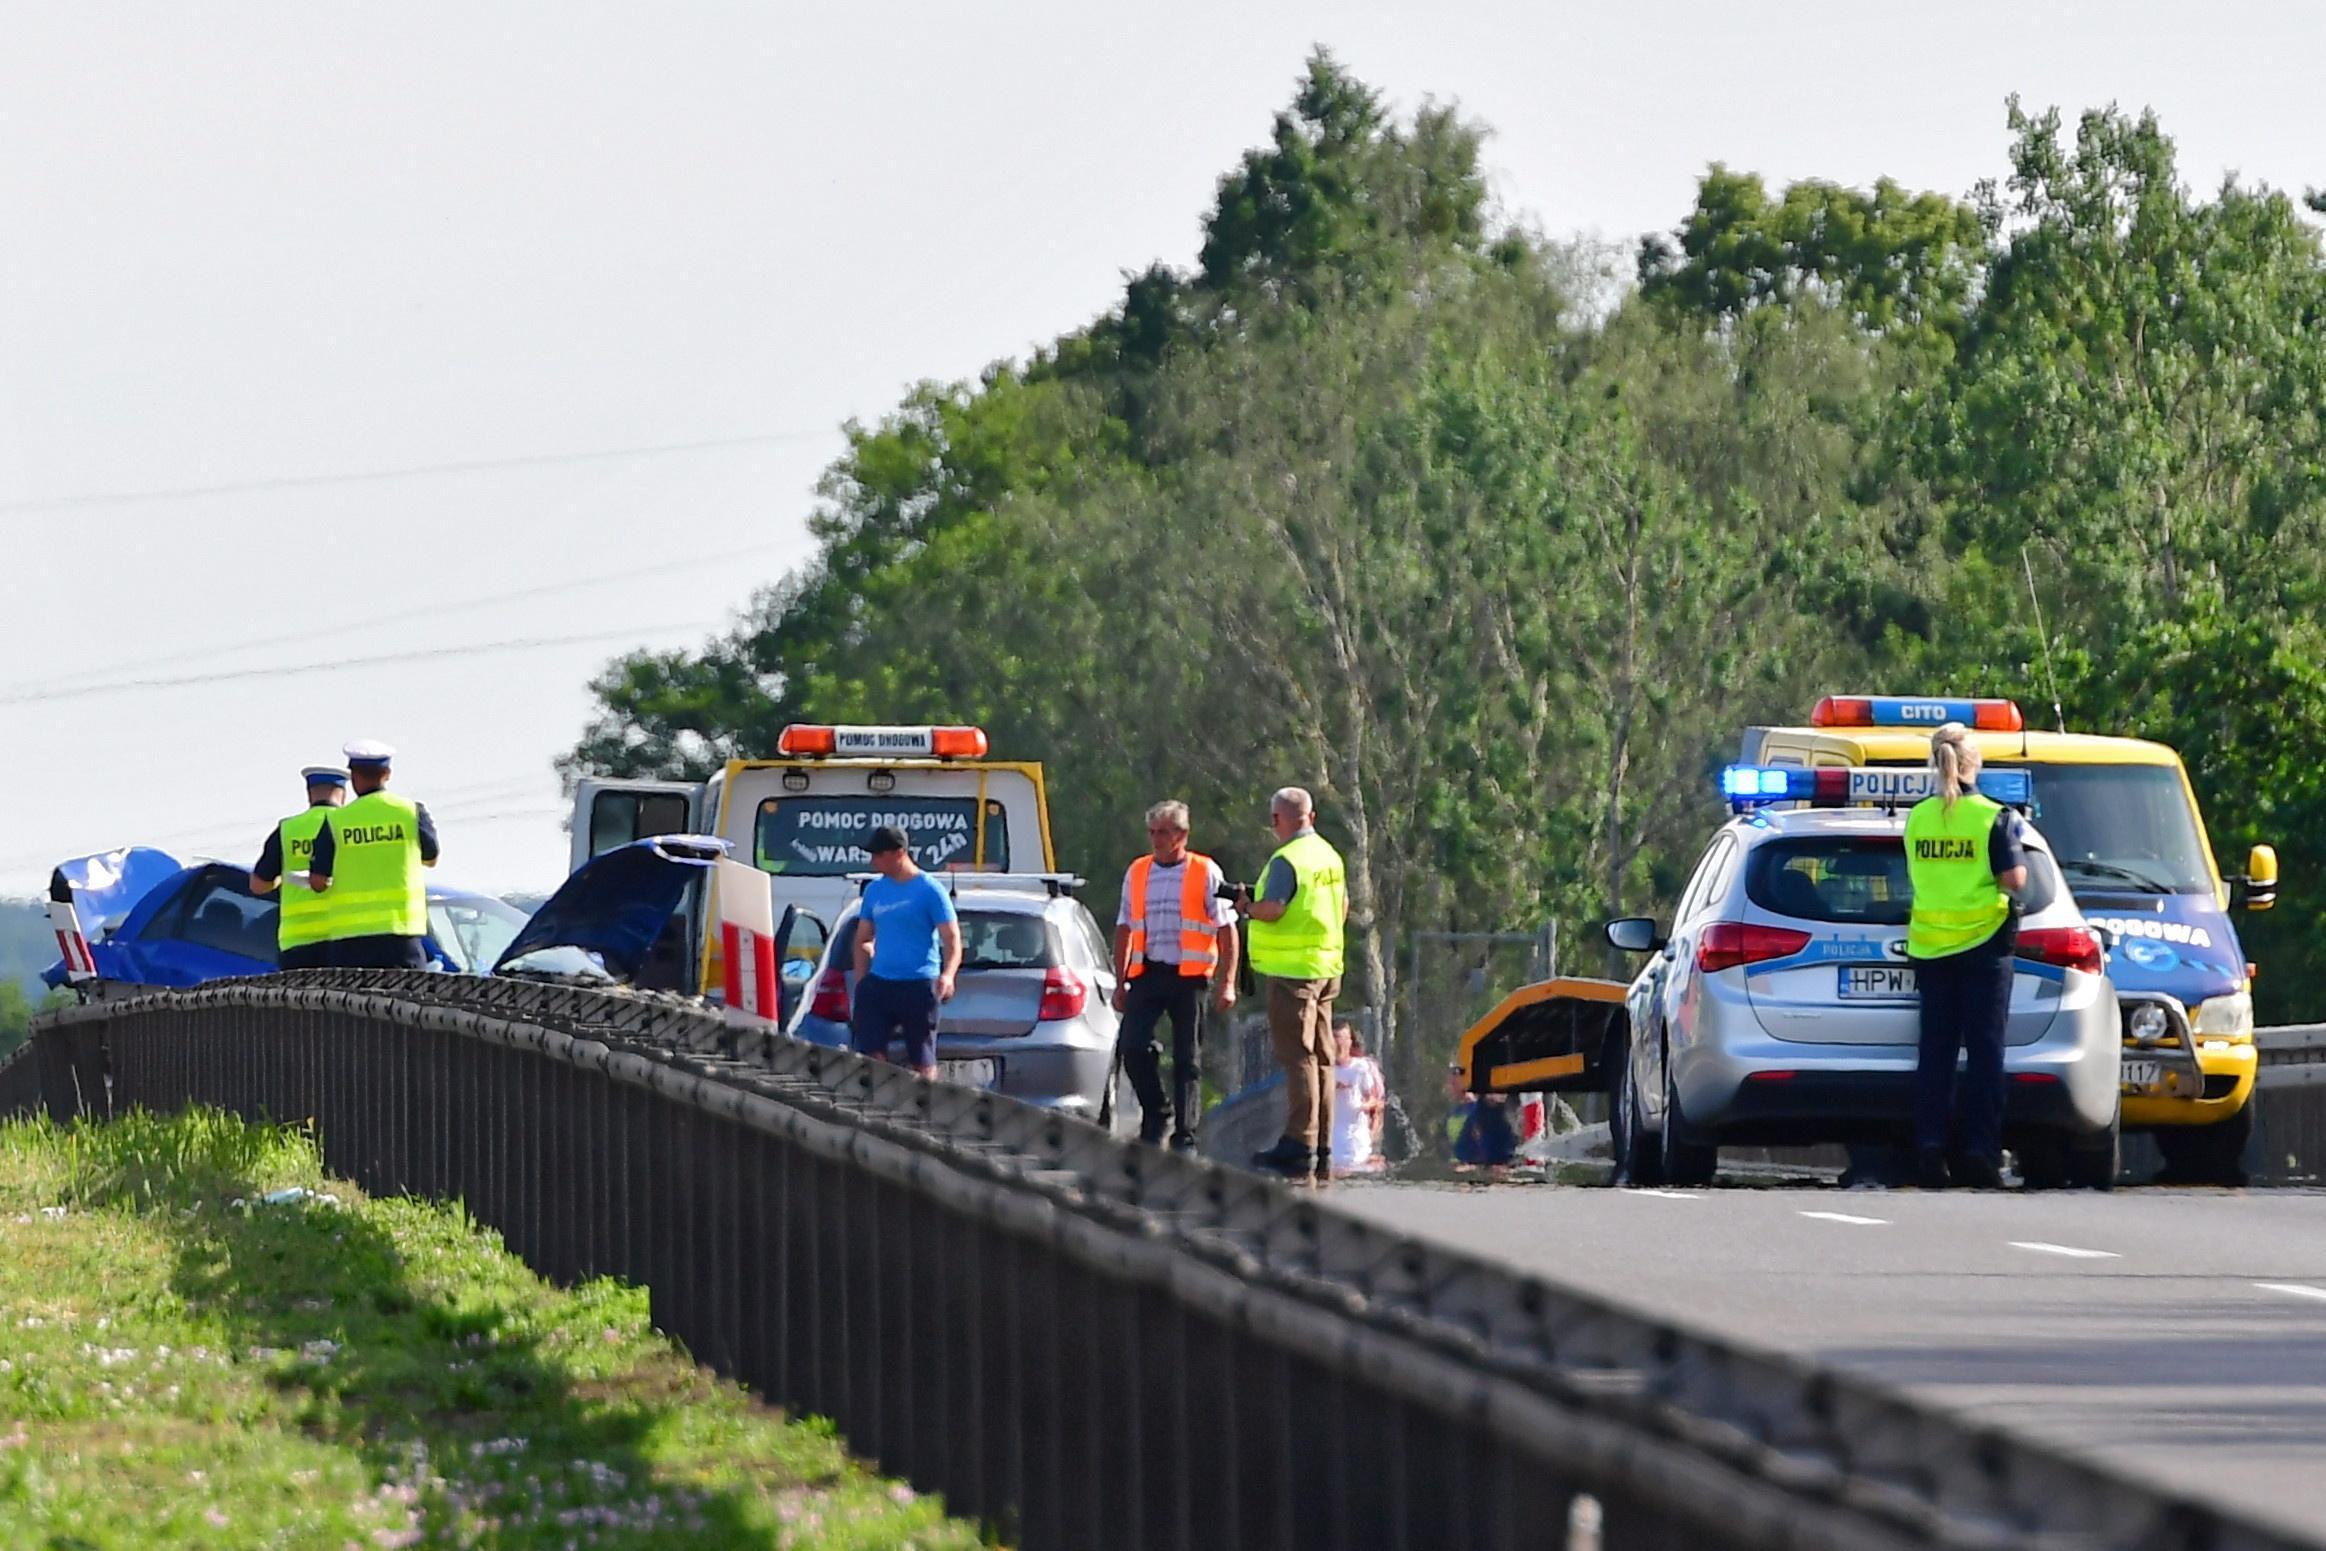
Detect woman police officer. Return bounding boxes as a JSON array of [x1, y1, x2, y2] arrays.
[[1904, 722, 2030, 1189]]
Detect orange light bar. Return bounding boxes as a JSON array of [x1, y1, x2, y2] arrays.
[[929, 726, 990, 759], [1808, 695, 2024, 733], [1972, 700, 2026, 732], [775, 724, 989, 759]]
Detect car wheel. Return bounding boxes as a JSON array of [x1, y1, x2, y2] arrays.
[[2069, 1114, 2121, 1191], [1612, 1043, 1663, 1187], [2155, 1099, 2253, 1186], [1660, 1053, 1718, 1188], [2015, 1131, 2071, 1190]]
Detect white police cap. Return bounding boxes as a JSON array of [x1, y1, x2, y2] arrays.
[[301, 765, 350, 786], [343, 739, 396, 768]]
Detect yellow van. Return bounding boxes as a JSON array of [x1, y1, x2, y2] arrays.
[[1744, 696, 2278, 1184]]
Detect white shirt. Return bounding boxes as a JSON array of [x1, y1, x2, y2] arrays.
[[1330, 1057, 1384, 1170], [1116, 855, 1235, 963]]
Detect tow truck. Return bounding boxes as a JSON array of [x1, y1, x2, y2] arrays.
[[569, 723, 1057, 1015], [1741, 695, 2276, 1184]]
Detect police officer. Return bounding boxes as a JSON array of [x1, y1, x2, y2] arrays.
[[1904, 722, 2029, 1190], [308, 740, 439, 969], [1239, 786, 1349, 1183], [249, 764, 350, 971]]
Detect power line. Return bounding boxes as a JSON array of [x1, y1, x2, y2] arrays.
[[8, 545, 787, 696], [0, 623, 716, 708], [0, 429, 835, 516]]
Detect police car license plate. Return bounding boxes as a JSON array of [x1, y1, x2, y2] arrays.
[[1837, 965, 1918, 999], [2122, 1058, 2165, 1094], [939, 1058, 1000, 1090]]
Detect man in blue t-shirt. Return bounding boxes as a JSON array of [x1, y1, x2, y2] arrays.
[[848, 824, 963, 1078]]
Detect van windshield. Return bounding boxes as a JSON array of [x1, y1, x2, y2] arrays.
[[756, 797, 1009, 876], [1874, 760, 2213, 894]]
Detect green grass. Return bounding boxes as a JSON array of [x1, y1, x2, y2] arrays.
[[0, 1107, 992, 1549]]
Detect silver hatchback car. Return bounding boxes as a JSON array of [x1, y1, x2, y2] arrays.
[[1604, 770, 2121, 1189], [784, 874, 1133, 1129]]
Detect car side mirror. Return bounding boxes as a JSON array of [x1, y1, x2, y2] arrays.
[[1604, 917, 1665, 954], [2241, 844, 2279, 912]]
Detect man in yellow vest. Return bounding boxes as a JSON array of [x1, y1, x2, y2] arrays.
[[1239, 786, 1349, 1182], [307, 740, 439, 969], [1110, 800, 1240, 1152], [1904, 723, 2028, 1190], [248, 763, 350, 971]]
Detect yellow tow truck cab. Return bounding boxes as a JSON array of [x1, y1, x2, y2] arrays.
[[1743, 695, 2278, 1182], [569, 724, 1057, 1012]]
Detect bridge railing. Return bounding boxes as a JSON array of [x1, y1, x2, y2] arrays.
[[14, 974, 2315, 1551]]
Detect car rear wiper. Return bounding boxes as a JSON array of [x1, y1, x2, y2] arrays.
[[2059, 859, 2173, 893]]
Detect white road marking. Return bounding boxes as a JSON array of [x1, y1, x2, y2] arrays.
[[1625, 1188, 1701, 1200], [2009, 1241, 2120, 1260], [1799, 1210, 1887, 1225], [2255, 1282, 2326, 1303]]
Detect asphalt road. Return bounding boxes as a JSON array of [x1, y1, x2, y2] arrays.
[[1335, 1179, 2326, 1542]]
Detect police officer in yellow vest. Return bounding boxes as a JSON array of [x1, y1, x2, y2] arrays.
[[1111, 800, 1241, 1152], [1905, 723, 2029, 1190], [307, 740, 440, 970], [1238, 786, 1349, 1182], [249, 764, 350, 971]]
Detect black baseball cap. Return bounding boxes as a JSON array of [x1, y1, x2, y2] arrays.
[[868, 825, 910, 856]]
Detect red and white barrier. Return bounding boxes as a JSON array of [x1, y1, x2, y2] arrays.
[[714, 858, 780, 1026], [48, 898, 96, 986]]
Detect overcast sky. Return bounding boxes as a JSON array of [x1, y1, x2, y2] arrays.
[[1, 0, 2318, 896]]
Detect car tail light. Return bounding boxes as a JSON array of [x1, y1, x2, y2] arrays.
[[1696, 923, 1811, 973], [809, 967, 850, 1021], [2012, 1071, 2061, 1085], [1038, 966, 1087, 1021], [2019, 926, 2103, 977]]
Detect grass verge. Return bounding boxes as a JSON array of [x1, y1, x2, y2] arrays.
[[0, 1107, 990, 1549]]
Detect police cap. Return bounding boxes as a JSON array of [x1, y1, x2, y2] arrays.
[[343, 739, 395, 770], [301, 765, 350, 788]]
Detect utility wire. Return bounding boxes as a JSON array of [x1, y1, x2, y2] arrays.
[[0, 429, 833, 516], [0, 624, 716, 708], [9, 545, 788, 696]]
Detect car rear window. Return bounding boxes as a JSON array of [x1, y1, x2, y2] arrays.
[[1744, 836, 2059, 923], [825, 907, 1056, 972], [957, 910, 1056, 970], [756, 797, 1009, 877]]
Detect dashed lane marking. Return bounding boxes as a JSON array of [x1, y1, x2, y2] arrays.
[[1799, 1211, 1887, 1225], [1625, 1189, 1702, 1200], [2255, 1283, 2326, 1303], [2009, 1241, 2120, 1260]]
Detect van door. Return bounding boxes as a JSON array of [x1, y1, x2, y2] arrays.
[[568, 779, 707, 992], [569, 780, 704, 872]]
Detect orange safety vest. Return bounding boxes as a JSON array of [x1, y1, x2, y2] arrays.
[[1125, 852, 1221, 980]]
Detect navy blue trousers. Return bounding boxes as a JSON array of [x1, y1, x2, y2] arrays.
[[1914, 945, 2013, 1159]]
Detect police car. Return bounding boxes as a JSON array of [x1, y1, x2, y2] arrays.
[[1600, 765, 2122, 1188]]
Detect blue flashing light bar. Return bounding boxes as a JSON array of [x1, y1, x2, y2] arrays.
[[1721, 765, 2033, 810]]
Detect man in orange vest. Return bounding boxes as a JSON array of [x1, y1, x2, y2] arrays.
[[1112, 799, 1241, 1151]]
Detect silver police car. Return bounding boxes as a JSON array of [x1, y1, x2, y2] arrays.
[[785, 874, 1134, 1129], [1602, 767, 2121, 1188]]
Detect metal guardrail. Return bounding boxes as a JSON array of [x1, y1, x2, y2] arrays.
[[2257, 1024, 2326, 1089], [16, 974, 2319, 1551]]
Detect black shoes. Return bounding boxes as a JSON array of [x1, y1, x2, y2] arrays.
[[1168, 1133, 1198, 1155], [1950, 1153, 2008, 1191], [1251, 1137, 1316, 1180], [1912, 1150, 2009, 1190], [1312, 1147, 1332, 1184]]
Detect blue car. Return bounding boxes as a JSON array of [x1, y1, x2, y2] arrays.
[[44, 837, 724, 992]]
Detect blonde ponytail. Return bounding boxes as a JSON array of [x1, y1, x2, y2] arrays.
[[1929, 722, 1980, 811]]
